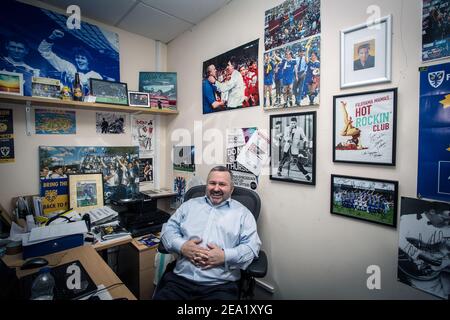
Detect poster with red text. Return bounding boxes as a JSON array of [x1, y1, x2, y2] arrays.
[[333, 88, 397, 165]]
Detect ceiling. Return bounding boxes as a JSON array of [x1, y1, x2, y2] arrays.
[[38, 0, 232, 43]]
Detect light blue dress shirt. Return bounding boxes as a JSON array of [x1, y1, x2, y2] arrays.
[[161, 196, 261, 285]]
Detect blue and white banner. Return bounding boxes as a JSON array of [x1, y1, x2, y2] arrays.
[[417, 62, 450, 202], [0, 0, 120, 96]]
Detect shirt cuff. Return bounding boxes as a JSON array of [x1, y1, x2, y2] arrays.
[[171, 238, 186, 255], [223, 248, 238, 270]]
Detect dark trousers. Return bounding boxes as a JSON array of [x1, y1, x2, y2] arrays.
[[278, 151, 308, 175], [153, 271, 239, 300]]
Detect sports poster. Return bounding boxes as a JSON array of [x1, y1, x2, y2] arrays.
[[171, 146, 199, 209], [131, 114, 154, 158], [40, 178, 69, 216], [422, 0, 450, 62], [39, 146, 139, 204], [202, 39, 259, 114], [417, 62, 450, 202], [0, 1, 120, 97], [226, 128, 259, 190], [35, 109, 76, 134], [0, 108, 14, 163], [263, 0, 321, 109], [333, 89, 397, 165]]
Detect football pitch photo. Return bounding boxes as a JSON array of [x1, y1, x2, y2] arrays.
[[332, 204, 394, 225]]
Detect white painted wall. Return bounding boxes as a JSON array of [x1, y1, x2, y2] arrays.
[[166, 0, 437, 299], [0, 0, 169, 213]]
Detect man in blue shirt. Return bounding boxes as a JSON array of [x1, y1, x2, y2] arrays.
[[202, 64, 224, 114], [154, 166, 261, 300]]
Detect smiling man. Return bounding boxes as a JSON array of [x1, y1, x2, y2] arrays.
[[155, 166, 261, 300]]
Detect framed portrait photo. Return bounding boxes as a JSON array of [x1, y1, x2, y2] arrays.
[[0, 70, 23, 96], [270, 111, 316, 185], [340, 15, 392, 89], [333, 88, 397, 166], [68, 173, 104, 213], [330, 174, 398, 228], [89, 78, 129, 106], [128, 91, 149, 107]]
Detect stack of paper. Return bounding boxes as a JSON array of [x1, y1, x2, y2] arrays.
[[23, 221, 88, 246], [86, 206, 118, 226]]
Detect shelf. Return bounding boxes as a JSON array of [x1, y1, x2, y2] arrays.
[[0, 94, 178, 115]]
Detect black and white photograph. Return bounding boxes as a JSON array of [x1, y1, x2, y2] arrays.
[[330, 175, 398, 227], [96, 112, 126, 134], [128, 91, 149, 107], [270, 111, 316, 185], [398, 197, 450, 300]]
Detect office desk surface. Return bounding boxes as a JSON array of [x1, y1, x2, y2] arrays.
[[92, 235, 133, 251], [2, 245, 137, 300]]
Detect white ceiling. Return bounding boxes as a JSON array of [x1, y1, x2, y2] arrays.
[[39, 0, 232, 43]]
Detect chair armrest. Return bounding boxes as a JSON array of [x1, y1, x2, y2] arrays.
[[245, 250, 267, 278], [158, 242, 169, 254]]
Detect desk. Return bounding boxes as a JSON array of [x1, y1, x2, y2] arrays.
[[2, 245, 136, 300], [118, 236, 159, 300]]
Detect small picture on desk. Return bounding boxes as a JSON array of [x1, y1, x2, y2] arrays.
[[76, 181, 98, 207]]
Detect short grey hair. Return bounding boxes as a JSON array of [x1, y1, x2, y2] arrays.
[[207, 166, 234, 187]]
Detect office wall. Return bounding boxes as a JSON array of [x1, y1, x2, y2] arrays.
[[166, 0, 436, 299], [0, 0, 169, 214]]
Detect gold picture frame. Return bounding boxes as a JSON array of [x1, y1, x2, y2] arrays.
[[68, 173, 104, 213]]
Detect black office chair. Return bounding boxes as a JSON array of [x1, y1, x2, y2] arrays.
[[156, 185, 267, 299]]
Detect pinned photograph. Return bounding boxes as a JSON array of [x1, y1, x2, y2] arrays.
[[35, 109, 76, 134], [202, 39, 259, 114], [96, 112, 126, 134], [264, 0, 321, 51], [422, 0, 450, 62]]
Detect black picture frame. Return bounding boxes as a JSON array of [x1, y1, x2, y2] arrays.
[[330, 174, 398, 228], [89, 78, 129, 106], [333, 88, 397, 166], [270, 111, 316, 185]]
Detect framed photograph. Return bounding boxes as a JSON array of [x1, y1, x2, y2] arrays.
[[270, 111, 316, 185], [0, 70, 23, 96], [139, 72, 177, 110], [89, 78, 128, 106], [68, 173, 104, 213], [32, 77, 61, 99], [340, 15, 392, 88], [333, 88, 397, 166], [128, 91, 149, 107], [330, 174, 398, 228], [397, 197, 450, 300]]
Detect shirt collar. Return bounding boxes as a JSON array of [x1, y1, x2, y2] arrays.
[[204, 195, 231, 208]]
